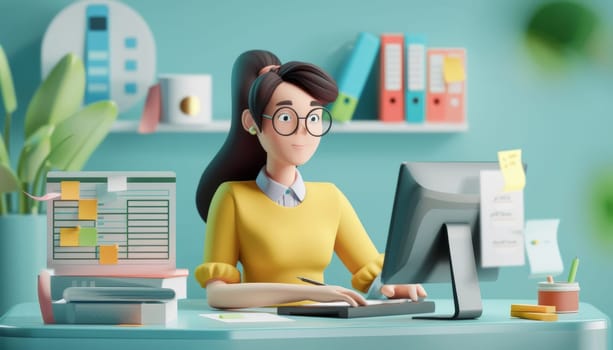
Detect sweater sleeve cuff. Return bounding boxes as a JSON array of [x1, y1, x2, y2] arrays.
[[351, 253, 384, 293], [194, 262, 241, 288]]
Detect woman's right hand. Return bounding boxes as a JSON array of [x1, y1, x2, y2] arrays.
[[304, 285, 368, 307]]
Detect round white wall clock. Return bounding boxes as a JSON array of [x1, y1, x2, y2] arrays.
[[41, 0, 156, 113]]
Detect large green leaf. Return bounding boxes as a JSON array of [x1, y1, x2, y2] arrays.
[[0, 132, 8, 165], [17, 125, 54, 184], [24, 53, 85, 138], [48, 100, 118, 171], [0, 163, 20, 193], [0, 45, 17, 115]]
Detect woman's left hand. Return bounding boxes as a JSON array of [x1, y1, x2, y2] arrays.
[[380, 284, 427, 302]]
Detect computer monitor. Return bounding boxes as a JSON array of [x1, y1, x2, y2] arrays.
[[381, 162, 504, 320]]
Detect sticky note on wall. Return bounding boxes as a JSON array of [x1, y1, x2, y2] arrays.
[[61, 181, 80, 200], [108, 175, 128, 192], [497, 149, 526, 192], [99, 244, 119, 264], [78, 199, 98, 220], [79, 227, 98, 246], [60, 227, 80, 246]]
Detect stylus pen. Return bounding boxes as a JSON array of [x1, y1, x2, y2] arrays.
[[297, 276, 326, 286]]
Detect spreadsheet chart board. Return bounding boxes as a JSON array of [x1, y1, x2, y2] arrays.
[[46, 172, 176, 275]]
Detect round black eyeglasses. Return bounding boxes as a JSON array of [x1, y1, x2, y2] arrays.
[[261, 107, 332, 137]]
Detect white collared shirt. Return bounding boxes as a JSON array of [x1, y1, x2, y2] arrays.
[[255, 167, 305, 207]]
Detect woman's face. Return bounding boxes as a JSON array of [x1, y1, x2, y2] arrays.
[[256, 82, 322, 168]]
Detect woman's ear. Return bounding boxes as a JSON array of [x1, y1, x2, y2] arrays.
[[241, 109, 260, 135]]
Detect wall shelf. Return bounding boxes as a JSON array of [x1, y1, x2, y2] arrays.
[[110, 120, 468, 134], [111, 120, 231, 133]]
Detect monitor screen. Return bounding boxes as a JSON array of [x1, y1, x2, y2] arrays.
[[381, 162, 504, 320]]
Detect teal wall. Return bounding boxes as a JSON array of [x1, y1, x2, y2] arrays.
[[2, 0, 613, 322]]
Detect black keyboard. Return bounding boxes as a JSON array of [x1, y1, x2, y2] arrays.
[[277, 299, 435, 318]]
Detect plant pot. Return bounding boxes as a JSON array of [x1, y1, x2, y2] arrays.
[[0, 214, 46, 316]]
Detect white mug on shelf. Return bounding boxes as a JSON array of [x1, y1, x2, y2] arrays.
[[139, 73, 213, 133], [159, 74, 212, 124]]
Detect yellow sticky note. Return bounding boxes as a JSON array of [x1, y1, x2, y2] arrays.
[[498, 149, 526, 192], [510, 310, 558, 321], [78, 199, 98, 221], [61, 181, 80, 200], [511, 304, 555, 313], [443, 56, 465, 83], [99, 244, 119, 264], [60, 227, 80, 247]]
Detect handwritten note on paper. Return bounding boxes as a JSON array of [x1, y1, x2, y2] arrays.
[[443, 56, 465, 83], [524, 219, 564, 278], [497, 149, 526, 192], [480, 170, 525, 267]]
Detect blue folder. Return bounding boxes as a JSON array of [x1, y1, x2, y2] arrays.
[[330, 32, 380, 122], [405, 34, 427, 123]]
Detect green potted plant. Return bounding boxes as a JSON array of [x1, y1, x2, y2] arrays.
[[0, 44, 118, 315]]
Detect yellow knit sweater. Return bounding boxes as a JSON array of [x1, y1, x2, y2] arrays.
[[194, 181, 383, 293]]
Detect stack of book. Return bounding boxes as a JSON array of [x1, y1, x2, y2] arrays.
[[40, 269, 188, 325]]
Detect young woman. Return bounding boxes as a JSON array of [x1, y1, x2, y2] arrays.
[[194, 50, 426, 309]]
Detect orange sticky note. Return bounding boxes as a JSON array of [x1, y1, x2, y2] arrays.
[[78, 199, 98, 220], [443, 56, 465, 83], [61, 181, 80, 200], [60, 227, 80, 247], [99, 244, 119, 264]]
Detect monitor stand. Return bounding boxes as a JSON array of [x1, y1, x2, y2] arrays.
[[414, 223, 483, 320]]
